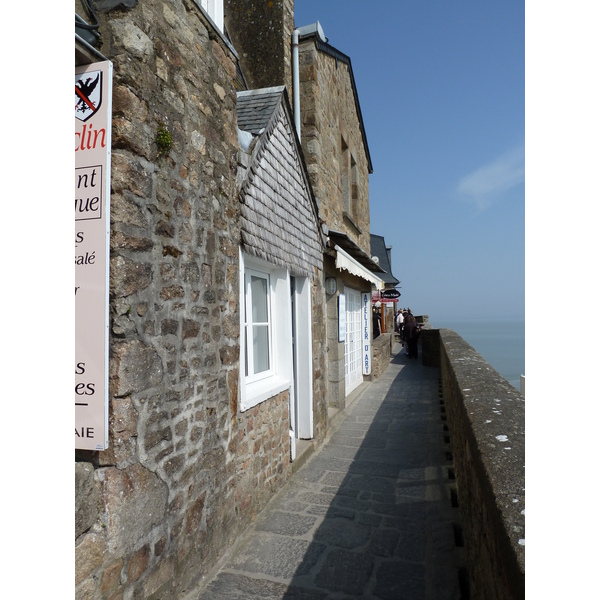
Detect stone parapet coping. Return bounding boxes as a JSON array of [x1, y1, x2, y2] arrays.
[[422, 328, 525, 600]]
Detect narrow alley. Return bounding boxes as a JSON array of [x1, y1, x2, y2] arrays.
[[188, 344, 467, 600]]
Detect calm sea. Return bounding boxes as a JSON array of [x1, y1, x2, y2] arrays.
[[433, 319, 525, 391]]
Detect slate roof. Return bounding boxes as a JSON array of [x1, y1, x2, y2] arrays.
[[237, 87, 324, 279], [237, 87, 286, 135], [370, 234, 400, 287]]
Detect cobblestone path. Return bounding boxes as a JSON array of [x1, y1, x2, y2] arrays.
[[190, 345, 466, 600]]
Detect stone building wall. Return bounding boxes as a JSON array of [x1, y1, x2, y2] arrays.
[[311, 271, 328, 442], [297, 35, 374, 411], [75, 2, 295, 599], [298, 39, 372, 255], [323, 255, 343, 408]]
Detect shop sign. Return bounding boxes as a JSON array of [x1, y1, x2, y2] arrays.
[[372, 289, 401, 304], [75, 61, 112, 450], [382, 289, 401, 299], [338, 294, 346, 342], [362, 293, 371, 375]]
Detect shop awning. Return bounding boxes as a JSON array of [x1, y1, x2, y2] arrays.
[[328, 230, 385, 275], [334, 244, 385, 290]]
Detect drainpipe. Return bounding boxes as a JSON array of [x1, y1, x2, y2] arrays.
[[292, 29, 301, 142]]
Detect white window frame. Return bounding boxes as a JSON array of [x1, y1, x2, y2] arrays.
[[239, 251, 293, 412], [244, 268, 273, 382], [198, 0, 224, 32]]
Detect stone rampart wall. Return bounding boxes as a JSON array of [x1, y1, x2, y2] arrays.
[[421, 328, 525, 600], [371, 333, 393, 379]]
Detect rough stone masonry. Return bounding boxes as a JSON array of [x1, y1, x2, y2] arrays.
[[75, 2, 297, 598]]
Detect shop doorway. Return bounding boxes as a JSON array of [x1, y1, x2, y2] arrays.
[[344, 287, 363, 395]]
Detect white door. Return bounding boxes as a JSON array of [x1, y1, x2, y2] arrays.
[[344, 287, 363, 395], [290, 276, 314, 460]]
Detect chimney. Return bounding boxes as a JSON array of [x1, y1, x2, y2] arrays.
[[224, 0, 295, 97]]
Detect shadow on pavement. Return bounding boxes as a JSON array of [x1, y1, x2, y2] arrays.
[[198, 348, 467, 599]]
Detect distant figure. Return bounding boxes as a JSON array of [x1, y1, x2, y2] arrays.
[[401, 310, 409, 344], [404, 315, 419, 359], [372, 308, 381, 339], [396, 310, 404, 337]]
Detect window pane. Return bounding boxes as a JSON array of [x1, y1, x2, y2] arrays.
[[251, 275, 268, 322], [253, 324, 270, 373]]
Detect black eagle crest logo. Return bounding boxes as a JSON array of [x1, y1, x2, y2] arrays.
[[75, 71, 102, 122]]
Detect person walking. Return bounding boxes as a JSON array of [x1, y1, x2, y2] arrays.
[[400, 310, 408, 348], [404, 314, 419, 359], [396, 310, 404, 338], [372, 307, 381, 339]]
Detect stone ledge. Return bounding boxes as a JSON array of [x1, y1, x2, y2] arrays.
[[423, 328, 525, 600]]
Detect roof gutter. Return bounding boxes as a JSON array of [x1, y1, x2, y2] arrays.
[[75, 32, 108, 66]]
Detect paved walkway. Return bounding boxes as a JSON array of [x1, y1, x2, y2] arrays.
[[191, 344, 466, 600]]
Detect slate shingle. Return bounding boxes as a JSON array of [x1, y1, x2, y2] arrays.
[[238, 88, 322, 278]]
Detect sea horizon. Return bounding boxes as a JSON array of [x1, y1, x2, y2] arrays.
[[430, 317, 525, 391]]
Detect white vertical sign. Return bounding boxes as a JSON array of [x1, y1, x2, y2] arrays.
[[362, 292, 371, 375], [75, 61, 112, 450], [338, 293, 346, 342]]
